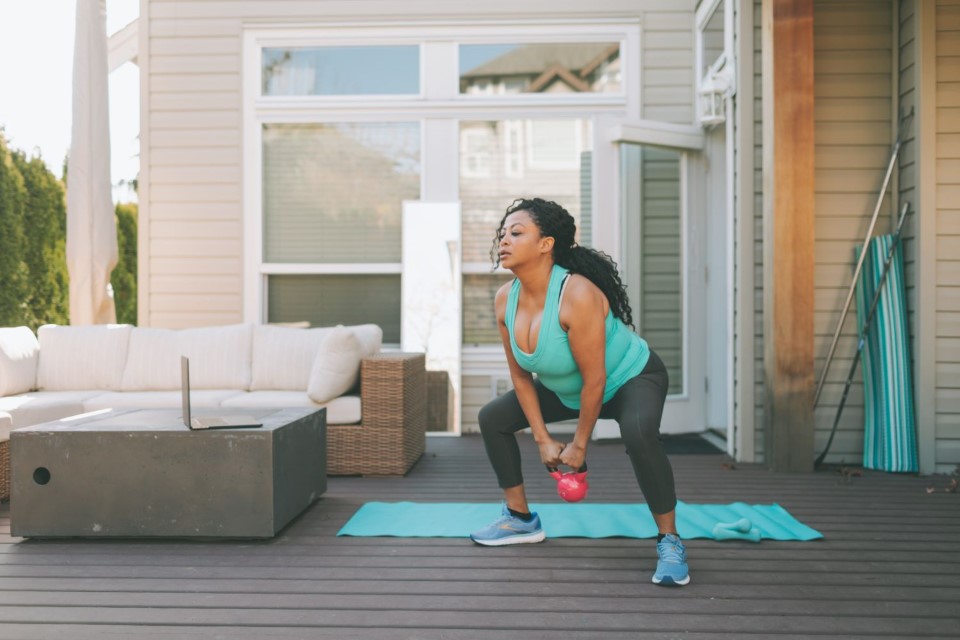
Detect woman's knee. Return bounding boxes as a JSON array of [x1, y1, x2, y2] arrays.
[[619, 411, 663, 447], [478, 393, 523, 435]]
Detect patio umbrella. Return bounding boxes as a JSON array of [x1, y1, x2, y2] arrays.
[[67, 0, 117, 325]]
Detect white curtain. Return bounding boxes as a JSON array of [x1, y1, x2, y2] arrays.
[[67, 0, 117, 325]]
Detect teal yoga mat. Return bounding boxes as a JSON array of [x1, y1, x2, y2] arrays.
[[337, 501, 822, 541]]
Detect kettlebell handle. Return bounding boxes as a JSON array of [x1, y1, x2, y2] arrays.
[[545, 462, 588, 474]]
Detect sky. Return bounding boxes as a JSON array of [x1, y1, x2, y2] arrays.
[[0, 0, 140, 201]]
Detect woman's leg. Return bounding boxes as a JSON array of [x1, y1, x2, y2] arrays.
[[477, 380, 578, 512], [602, 350, 677, 526], [603, 350, 689, 585]]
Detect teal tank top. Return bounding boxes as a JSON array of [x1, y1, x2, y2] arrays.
[[505, 264, 649, 409]]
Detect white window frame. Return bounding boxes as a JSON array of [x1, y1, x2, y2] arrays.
[[243, 20, 642, 326]]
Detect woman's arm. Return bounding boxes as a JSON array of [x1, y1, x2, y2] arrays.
[[559, 275, 608, 470], [495, 283, 564, 466]]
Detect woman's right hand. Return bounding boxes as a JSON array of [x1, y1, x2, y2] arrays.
[[537, 439, 566, 468]]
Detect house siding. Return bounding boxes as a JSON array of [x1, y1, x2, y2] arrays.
[[935, 0, 960, 471], [811, 0, 894, 463]]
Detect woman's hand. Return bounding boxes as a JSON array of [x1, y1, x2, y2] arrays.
[[560, 441, 587, 471], [538, 439, 566, 468]]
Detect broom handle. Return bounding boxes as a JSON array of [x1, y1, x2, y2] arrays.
[[812, 120, 908, 409]]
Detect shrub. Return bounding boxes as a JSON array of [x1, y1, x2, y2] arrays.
[[0, 133, 30, 327], [12, 150, 69, 327], [112, 202, 137, 325]]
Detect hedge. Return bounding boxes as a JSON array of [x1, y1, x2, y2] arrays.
[[0, 131, 137, 329]]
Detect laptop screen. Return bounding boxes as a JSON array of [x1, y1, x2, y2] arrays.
[[181, 356, 191, 428]]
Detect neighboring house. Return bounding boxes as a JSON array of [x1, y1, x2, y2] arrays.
[[114, 0, 958, 474]]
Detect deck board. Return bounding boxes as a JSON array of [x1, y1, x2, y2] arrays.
[[0, 434, 957, 638]]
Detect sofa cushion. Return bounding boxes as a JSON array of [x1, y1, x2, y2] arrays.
[[83, 390, 246, 412], [0, 327, 40, 396], [179, 324, 253, 390], [221, 391, 361, 425], [250, 325, 333, 391], [0, 391, 103, 428], [120, 327, 179, 391], [37, 325, 133, 391], [120, 324, 253, 391], [0, 412, 12, 443], [307, 327, 364, 404]]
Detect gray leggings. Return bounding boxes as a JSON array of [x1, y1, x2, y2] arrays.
[[477, 350, 677, 515]]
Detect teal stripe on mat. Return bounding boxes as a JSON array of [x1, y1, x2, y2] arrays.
[[337, 502, 822, 541]]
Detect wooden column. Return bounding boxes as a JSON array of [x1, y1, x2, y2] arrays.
[[761, 0, 815, 472]]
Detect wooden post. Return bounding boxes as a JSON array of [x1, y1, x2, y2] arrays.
[[761, 0, 815, 472]]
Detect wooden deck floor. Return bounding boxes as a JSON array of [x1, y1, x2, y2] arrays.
[[0, 434, 958, 639]]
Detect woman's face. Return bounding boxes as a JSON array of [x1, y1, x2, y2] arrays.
[[498, 209, 553, 270]]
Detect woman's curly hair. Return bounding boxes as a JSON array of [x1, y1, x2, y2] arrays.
[[491, 197, 634, 330]]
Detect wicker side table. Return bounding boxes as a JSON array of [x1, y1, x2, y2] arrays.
[[327, 352, 427, 476]]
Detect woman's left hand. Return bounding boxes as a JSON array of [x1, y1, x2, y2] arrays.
[[559, 441, 587, 471]]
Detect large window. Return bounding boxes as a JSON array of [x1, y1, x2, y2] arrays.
[[246, 24, 638, 349], [261, 122, 420, 342]]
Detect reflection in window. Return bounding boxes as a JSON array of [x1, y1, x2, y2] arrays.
[[459, 43, 621, 95], [701, 5, 725, 77], [462, 274, 514, 345], [460, 119, 593, 345], [262, 122, 421, 263], [262, 46, 420, 96], [268, 275, 402, 344]]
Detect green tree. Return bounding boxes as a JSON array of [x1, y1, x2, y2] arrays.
[[12, 150, 69, 327], [0, 132, 30, 327], [112, 202, 137, 325]]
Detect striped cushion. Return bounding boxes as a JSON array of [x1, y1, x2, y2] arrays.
[[37, 325, 133, 391], [0, 327, 40, 396], [855, 234, 918, 473], [250, 325, 333, 391]]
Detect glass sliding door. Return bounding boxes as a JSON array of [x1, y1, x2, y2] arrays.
[[621, 145, 684, 395], [612, 133, 706, 433]]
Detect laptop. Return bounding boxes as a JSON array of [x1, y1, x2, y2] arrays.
[[181, 356, 262, 430]]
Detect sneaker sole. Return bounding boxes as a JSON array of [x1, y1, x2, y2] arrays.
[[651, 574, 691, 587], [470, 530, 546, 547]]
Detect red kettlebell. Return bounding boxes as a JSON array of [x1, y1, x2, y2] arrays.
[[546, 463, 589, 502]]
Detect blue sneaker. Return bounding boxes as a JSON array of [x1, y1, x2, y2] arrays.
[[652, 533, 690, 586], [470, 503, 546, 547]]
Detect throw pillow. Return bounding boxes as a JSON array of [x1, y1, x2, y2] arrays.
[[0, 327, 40, 396], [307, 326, 364, 404]]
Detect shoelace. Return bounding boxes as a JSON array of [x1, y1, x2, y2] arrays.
[[657, 539, 685, 564]]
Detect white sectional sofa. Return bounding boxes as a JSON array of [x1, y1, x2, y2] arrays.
[[0, 323, 427, 498]]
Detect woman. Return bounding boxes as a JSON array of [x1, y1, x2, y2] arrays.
[[469, 197, 689, 587]]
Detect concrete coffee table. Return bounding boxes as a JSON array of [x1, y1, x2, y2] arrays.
[[9, 407, 326, 538]]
